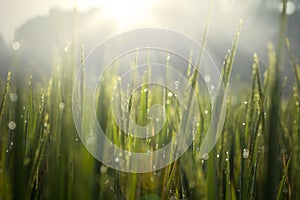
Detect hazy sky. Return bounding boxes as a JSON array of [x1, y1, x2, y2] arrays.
[[0, 0, 85, 44], [0, 0, 163, 44]]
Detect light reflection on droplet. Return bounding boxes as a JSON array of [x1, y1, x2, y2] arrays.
[[8, 121, 16, 130], [9, 93, 18, 102], [202, 153, 209, 160], [100, 165, 108, 173], [204, 75, 211, 83], [243, 148, 250, 159], [12, 41, 21, 50]]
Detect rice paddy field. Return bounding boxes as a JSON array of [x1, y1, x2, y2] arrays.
[[0, 0, 300, 200]]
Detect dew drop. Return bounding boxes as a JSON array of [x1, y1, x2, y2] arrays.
[[217, 154, 220, 158], [204, 110, 208, 115], [9, 93, 18, 102], [8, 121, 16, 130], [114, 157, 119, 163], [242, 122, 246, 126], [59, 102, 65, 110], [143, 88, 148, 92], [244, 101, 248, 105], [243, 149, 249, 159], [204, 75, 211, 83], [64, 45, 69, 52], [211, 85, 215, 90], [12, 41, 21, 50], [167, 92, 173, 97], [100, 165, 108, 173], [202, 153, 209, 160], [174, 81, 180, 87]]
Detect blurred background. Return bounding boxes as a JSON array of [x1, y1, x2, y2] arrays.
[[0, 0, 299, 92]]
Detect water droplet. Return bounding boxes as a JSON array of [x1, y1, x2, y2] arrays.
[[217, 154, 220, 158], [12, 41, 21, 50], [143, 88, 148, 92], [64, 45, 69, 52], [204, 75, 211, 83], [167, 92, 173, 97], [202, 153, 209, 160], [9, 93, 18, 102], [225, 158, 229, 161], [59, 102, 65, 110], [8, 121, 16, 130], [75, 138, 79, 142], [242, 122, 246, 126], [166, 55, 171, 61], [244, 101, 248, 105], [243, 149, 249, 159], [114, 157, 119, 163], [204, 110, 208, 115], [6, 149, 9, 153], [100, 165, 108, 173], [174, 81, 180, 87], [211, 85, 215, 90]]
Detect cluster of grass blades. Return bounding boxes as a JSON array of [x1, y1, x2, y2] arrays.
[[0, 0, 300, 199]]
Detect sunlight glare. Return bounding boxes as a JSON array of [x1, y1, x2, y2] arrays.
[[76, 0, 157, 28]]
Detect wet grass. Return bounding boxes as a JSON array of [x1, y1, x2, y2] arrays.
[[0, 1, 300, 200]]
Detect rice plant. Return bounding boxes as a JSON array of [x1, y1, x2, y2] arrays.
[[0, 1, 299, 200]]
